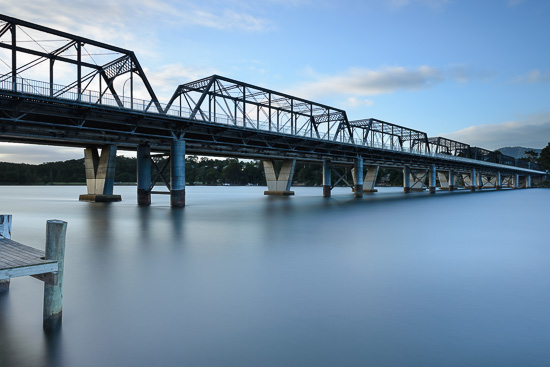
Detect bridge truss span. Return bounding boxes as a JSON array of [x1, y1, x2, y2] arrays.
[[348, 118, 430, 154], [164, 75, 352, 142], [0, 14, 162, 114]]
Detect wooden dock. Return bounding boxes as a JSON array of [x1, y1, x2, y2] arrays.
[[0, 238, 59, 283], [0, 215, 67, 331]]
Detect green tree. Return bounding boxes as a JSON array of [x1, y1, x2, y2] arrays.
[[538, 143, 550, 171], [523, 150, 539, 163], [222, 159, 244, 184]]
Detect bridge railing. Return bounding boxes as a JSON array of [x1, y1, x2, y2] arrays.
[[0, 77, 544, 174]]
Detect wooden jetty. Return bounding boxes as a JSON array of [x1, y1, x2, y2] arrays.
[[0, 215, 67, 331]]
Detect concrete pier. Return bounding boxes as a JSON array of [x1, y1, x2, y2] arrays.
[[322, 160, 331, 197], [514, 173, 519, 189], [527, 175, 532, 188], [438, 171, 449, 190], [79, 145, 121, 202], [264, 159, 296, 195], [496, 171, 502, 190], [403, 166, 411, 193], [362, 165, 379, 193], [449, 169, 455, 191], [352, 158, 363, 198], [170, 140, 186, 207], [43, 220, 67, 332], [137, 144, 152, 205]]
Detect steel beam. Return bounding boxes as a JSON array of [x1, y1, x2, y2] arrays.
[[403, 166, 411, 193], [137, 144, 152, 205], [170, 140, 186, 207], [352, 157, 363, 198], [322, 160, 331, 197]]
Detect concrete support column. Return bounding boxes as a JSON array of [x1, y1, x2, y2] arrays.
[[170, 140, 186, 207], [403, 166, 411, 193], [352, 157, 363, 198], [137, 144, 151, 205], [43, 219, 67, 332], [263, 159, 296, 195], [79, 145, 121, 202], [429, 164, 437, 194], [363, 165, 379, 193], [477, 171, 484, 190], [514, 174, 519, 189], [527, 175, 532, 188], [322, 160, 331, 197], [438, 172, 449, 190], [470, 169, 476, 191], [496, 172, 502, 190]]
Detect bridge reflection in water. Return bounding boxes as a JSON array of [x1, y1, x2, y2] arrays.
[[0, 15, 545, 206]]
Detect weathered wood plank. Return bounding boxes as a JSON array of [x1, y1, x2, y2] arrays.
[[0, 238, 58, 280], [0, 263, 58, 279]]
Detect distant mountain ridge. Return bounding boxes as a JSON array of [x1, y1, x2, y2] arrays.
[[497, 146, 541, 159]]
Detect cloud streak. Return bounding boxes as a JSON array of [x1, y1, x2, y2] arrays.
[[514, 69, 550, 84], [3, 0, 272, 46], [443, 114, 550, 150], [290, 66, 444, 99]]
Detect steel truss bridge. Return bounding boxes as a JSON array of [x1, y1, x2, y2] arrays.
[[0, 15, 545, 206]]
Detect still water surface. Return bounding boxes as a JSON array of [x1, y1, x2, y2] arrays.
[[0, 186, 549, 367]]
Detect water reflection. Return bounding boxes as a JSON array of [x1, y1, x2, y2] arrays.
[[1, 186, 549, 367]]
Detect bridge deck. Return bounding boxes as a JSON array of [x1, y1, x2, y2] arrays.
[[0, 238, 58, 279]]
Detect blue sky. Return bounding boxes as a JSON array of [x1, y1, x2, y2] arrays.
[[1, 0, 550, 163]]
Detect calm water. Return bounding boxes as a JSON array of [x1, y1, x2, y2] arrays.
[[0, 185, 549, 367]]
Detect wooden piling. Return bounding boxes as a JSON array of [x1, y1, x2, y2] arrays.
[[43, 220, 67, 332]]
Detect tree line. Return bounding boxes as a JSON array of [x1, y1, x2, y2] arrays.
[[1, 143, 548, 186]]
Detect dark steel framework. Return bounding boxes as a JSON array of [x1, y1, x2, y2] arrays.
[[164, 75, 352, 141], [0, 14, 162, 113], [348, 118, 429, 153], [428, 137, 470, 156]]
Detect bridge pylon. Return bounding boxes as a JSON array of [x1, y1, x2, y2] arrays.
[[79, 145, 121, 202], [263, 160, 296, 196]]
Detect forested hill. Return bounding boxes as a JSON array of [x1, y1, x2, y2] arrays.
[[497, 146, 541, 159], [0, 156, 408, 186], [0, 156, 262, 185]]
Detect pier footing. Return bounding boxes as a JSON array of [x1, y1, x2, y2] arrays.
[[264, 191, 295, 196], [79, 194, 122, 202]]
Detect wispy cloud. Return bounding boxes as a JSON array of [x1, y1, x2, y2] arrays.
[[514, 69, 550, 84], [3, 0, 272, 47], [144, 63, 219, 101], [507, 0, 525, 7], [385, 0, 451, 10], [344, 97, 375, 108], [443, 113, 550, 150], [289, 66, 444, 99]]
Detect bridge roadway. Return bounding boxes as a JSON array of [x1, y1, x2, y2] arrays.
[[0, 14, 546, 206]]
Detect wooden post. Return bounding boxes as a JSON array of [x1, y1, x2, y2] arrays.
[[0, 214, 12, 239], [43, 220, 67, 332], [0, 214, 11, 292]]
